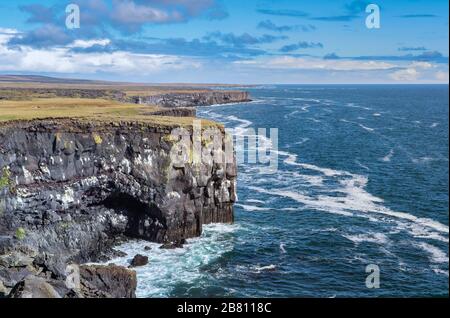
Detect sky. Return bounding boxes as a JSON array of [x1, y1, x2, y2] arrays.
[[0, 0, 448, 84]]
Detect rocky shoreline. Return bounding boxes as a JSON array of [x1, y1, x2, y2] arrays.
[[0, 105, 239, 297]]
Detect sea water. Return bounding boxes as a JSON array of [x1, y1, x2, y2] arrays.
[[108, 85, 449, 297]]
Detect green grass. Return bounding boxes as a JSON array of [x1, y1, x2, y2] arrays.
[[0, 167, 11, 191], [0, 97, 221, 128], [15, 227, 26, 240], [0, 98, 151, 120]]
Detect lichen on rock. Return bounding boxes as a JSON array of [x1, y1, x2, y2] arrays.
[[0, 167, 11, 191]]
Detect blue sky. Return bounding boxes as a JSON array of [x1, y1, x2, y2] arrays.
[[0, 0, 448, 83]]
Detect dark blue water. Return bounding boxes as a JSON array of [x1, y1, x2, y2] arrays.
[[110, 85, 449, 297]]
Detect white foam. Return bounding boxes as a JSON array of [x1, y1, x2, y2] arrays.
[[412, 157, 435, 164], [345, 103, 372, 110], [236, 203, 269, 212], [397, 220, 448, 243], [204, 99, 265, 108], [284, 110, 300, 119], [307, 117, 322, 123], [279, 150, 346, 177], [251, 264, 277, 273], [251, 150, 449, 238], [248, 186, 354, 217], [301, 105, 311, 112], [340, 119, 375, 132], [292, 97, 322, 103], [293, 138, 310, 145], [343, 233, 389, 244], [432, 268, 449, 276], [381, 149, 395, 162], [102, 224, 238, 298], [359, 123, 375, 132], [246, 199, 265, 204], [415, 242, 448, 264], [355, 159, 370, 171], [226, 115, 252, 129]]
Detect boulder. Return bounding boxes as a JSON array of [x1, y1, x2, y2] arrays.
[[159, 239, 186, 249], [0, 251, 34, 268], [79, 265, 137, 298], [129, 254, 148, 267], [8, 275, 62, 298]]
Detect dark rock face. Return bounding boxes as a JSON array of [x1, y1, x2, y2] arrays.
[[149, 107, 197, 117], [133, 91, 251, 108], [129, 254, 148, 267], [0, 118, 236, 297], [0, 242, 137, 298], [8, 275, 63, 298], [0, 241, 137, 298], [79, 265, 137, 298]]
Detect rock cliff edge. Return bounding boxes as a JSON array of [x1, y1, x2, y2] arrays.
[[0, 117, 237, 297]]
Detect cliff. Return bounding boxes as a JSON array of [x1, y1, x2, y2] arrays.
[[129, 91, 251, 108], [148, 107, 197, 117], [0, 118, 236, 297], [0, 87, 251, 110]]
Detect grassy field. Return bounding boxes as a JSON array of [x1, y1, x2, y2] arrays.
[[0, 87, 211, 100], [122, 88, 210, 97], [0, 76, 232, 127], [0, 75, 245, 100], [0, 97, 218, 127]]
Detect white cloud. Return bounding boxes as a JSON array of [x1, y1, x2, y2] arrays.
[[0, 28, 19, 47], [435, 71, 449, 82], [389, 68, 420, 81], [0, 33, 201, 75], [389, 61, 442, 82], [0, 27, 446, 84], [234, 57, 449, 83], [236, 56, 396, 71], [112, 0, 183, 24], [68, 39, 111, 49], [410, 61, 434, 69]]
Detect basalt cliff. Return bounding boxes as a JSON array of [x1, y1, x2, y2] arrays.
[[0, 105, 238, 297], [129, 91, 251, 108]]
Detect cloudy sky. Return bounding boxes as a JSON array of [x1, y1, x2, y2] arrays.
[[0, 0, 448, 84]]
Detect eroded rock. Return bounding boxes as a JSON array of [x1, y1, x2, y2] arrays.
[[79, 265, 137, 298], [159, 239, 186, 250], [129, 254, 148, 267], [8, 275, 62, 298], [131, 91, 251, 108]]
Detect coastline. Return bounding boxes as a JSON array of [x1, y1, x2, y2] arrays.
[[0, 85, 248, 298]]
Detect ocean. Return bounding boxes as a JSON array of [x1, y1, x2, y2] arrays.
[[108, 85, 449, 297]]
